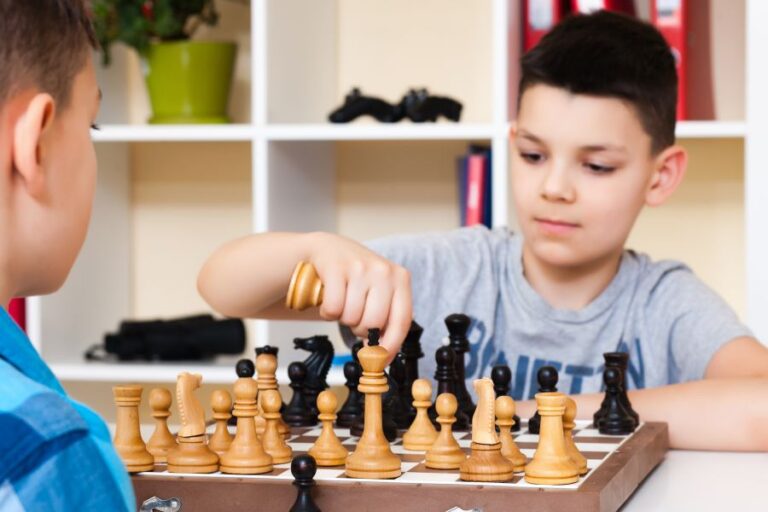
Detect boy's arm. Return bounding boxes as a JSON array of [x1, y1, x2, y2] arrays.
[[197, 231, 413, 353], [514, 337, 768, 451]]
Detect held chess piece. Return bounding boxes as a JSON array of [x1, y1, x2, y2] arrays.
[[445, 313, 476, 419], [597, 352, 640, 426], [308, 390, 349, 466], [597, 367, 637, 435], [345, 329, 402, 479], [398, 320, 425, 423], [167, 373, 219, 473], [261, 389, 293, 464], [112, 385, 154, 472], [146, 387, 176, 463], [402, 379, 438, 451], [524, 392, 580, 485], [495, 396, 526, 473], [290, 455, 322, 512], [428, 345, 470, 431], [336, 360, 363, 428], [564, 397, 588, 476], [283, 361, 318, 427], [256, 351, 290, 438], [209, 389, 234, 456], [220, 365, 273, 474], [286, 261, 323, 311], [491, 365, 521, 432], [459, 378, 514, 482], [295, 335, 334, 419], [528, 366, 559, 435], [425, 393, 467, 469]]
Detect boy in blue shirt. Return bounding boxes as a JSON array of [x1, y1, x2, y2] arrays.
[[198, 11, 768, 451], [0, 1, 133, 510]]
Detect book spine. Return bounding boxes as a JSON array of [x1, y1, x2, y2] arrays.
[[651, 0, 688, 120], [523, 0, 567, 51], [466, 154, 486, 226]]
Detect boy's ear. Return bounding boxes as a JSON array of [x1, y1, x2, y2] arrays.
[[12, 93, 56, 199], [645, 145, 687, 207]]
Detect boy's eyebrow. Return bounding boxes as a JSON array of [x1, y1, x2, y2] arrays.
[[516, 129, 627, 153]]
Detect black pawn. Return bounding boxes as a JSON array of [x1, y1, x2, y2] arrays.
[[229, 358, 255, 426], [603, 352, 640, 425], [445, 313, 476, 419], [336, 361, 363, 428], [491, 365, 520, 432], [528, 365, 558, 435], [290, 454, 321, 512], [597, 367, 637, 435], [350, 329, 397, 441], [428, 345, 470, 431], [389, 353, 412, 429], [255, 345, 286, 412], [283, 362, 318, 427], [398, 320, 425, 423]]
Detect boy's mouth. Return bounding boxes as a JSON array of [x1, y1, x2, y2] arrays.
[[534, 217, 580, 235]]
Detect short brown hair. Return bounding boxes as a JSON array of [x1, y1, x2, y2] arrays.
[[0, 0, 97, 109]]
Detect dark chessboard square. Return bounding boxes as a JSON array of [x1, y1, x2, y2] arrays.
[[514, 442, 538, 450], [580, 451, 608, 460], [291, 435, 328, 444], [400, 453, 426, 463], [573, 436, 624, 444]]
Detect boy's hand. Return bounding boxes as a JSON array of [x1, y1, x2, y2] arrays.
[[306, 232, 413, 355]]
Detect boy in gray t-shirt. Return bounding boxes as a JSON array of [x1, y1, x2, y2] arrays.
[[198, 12, 768, 451]]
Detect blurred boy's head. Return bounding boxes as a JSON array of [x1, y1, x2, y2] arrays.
[[511, 10, 687, 271], [0, 0, 99, 301]]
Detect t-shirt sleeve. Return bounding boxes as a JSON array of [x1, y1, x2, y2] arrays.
[[648, 266, 752, 383]]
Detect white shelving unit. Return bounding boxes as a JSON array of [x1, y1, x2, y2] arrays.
[[25, 0, 761, 388]]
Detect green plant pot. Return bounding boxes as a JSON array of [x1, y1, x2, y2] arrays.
[[144, 41, 237, 124]]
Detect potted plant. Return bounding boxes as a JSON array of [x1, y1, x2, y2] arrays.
[[92, 0, 237, 124]]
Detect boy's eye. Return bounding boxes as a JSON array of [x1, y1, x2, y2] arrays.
[[585, 162, 615, 174], [520, 152, 544, 164], [90, 123, 101, 131]]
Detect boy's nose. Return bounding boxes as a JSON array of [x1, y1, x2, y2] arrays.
[[540, 165, 576, 203]]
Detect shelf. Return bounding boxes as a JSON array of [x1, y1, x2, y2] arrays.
[[265, 123, 500, 141], [51, 361, 346, 387], [676, 121, 746, 138], [92, 124, 255, 142]]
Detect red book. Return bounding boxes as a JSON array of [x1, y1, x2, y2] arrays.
[[8, 297, 25, 331], [570, 0, 635, 15], [465, 154, 486, 226], [523, 0, 569, 51], [651, 0, 689, 120]]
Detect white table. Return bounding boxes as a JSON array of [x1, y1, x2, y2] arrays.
[[623, 450, 768, 511]]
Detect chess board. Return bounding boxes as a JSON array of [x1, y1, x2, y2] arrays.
[[132, 420, 668, 512]]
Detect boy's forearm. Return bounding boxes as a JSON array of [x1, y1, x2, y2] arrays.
[[197, 231, 319, 318], [514, 378, 768, 451]]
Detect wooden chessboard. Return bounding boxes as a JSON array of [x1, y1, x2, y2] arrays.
[[132, 420, 668, 512]]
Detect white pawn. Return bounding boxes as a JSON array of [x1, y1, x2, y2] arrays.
[[308, 390, 348, 466], [261, 389, 292, 464], [403, 379, 438, 451]]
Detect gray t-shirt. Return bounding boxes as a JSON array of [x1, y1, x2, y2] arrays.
[[360, 225, 751, 399]]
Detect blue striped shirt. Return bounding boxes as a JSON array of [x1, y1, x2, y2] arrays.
[[0, 308, 134, 511]]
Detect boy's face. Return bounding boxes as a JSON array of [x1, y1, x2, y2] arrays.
[[511, 84, 657, 270], [16, 57, 100, 295]]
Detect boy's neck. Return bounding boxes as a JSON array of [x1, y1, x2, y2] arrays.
[[521, 245, 624, 311]]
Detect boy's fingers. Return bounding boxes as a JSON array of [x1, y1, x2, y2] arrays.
[[339, 278, 367, 328], [380, 283, 412, 360], [357, 284, 392, 337], [317, 268, 346, 320]]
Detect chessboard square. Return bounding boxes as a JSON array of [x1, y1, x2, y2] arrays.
[[398, 470, 461, 484], [520, 448, 536, 458], [401, 462, 420, 472], [513, 434, 539, 443], [579, 451, 608, 461], [457, 439, 472, 448], [400, 453, 426, 463], [289, 443, 314, 452], [575, 442, 614, 452], [314, 468, 346, 480]]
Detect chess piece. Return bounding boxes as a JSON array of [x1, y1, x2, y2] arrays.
[[209, 389, 234, 456], [524, 392, 579, 485], [528, 366, 558, 434], [295, 335, 334, 419], [286, 261, 323, 310], [262, 389, 293, 463], [350, 332, 398, 442], [445, 313, 476, 419], [388, 352, 412, 429], [345, 329, 402, 479], [167, 373, 219, 473], [402, 379, 438, 451], [428, 345, 469, 431], [290, 454, 321, 512], [459, 378, 514, 482], [283, 361, 318, 427], [256, 351, 290, 438], [491, 364, 520, 432], [146, 387, 176, 463], [603, 352, 640, 425], [495, 396, 526, 472], [308, 390, 348, 466], [425, 393, 467, 469], [328, 87, 405, 123], [256, 344, 286, 411], [399, 88, 463, 123], [228, 358, 254, 426], [564, 397, 588, 476], [336, 360, 363, 428], [597, 367, 637, 435], [220, 366, 273, 474], [112, 385, 155, 472], [398, 320, 425, 423]]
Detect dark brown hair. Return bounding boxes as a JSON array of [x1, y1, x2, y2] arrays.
[[0, 0, 97, 109], [519, 10, 677, 154]]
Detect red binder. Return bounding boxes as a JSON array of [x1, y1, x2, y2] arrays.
[[651, 0, 689, 120], [8, 297, 25, 331], [523, 0, 569, 51], [465, 154, 486, 226], [570, 0, 635, 15]]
